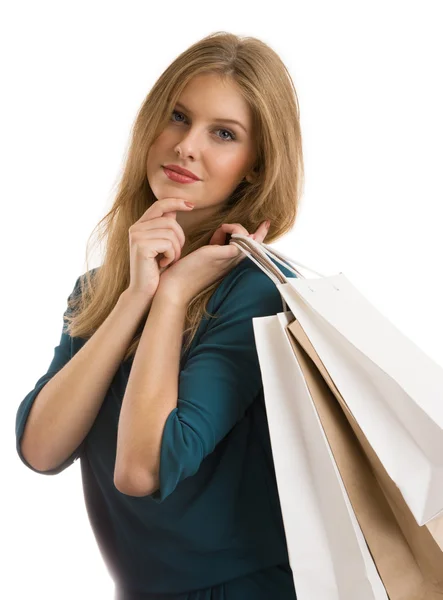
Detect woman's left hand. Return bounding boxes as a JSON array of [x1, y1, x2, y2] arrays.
[[156, 220, 271, 306]]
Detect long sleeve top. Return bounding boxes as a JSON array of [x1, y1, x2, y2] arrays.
[[15, 254, 298, 596]]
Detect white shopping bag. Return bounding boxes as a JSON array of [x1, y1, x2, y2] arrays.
[[252, 309, 388, 600], [231, 233, 443, 526]]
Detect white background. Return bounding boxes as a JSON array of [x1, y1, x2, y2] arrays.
[[3, 1, 442, 598]]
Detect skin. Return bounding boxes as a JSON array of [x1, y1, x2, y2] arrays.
[[147, 73, 259, 234], [145, 73, 270, 306], [114, 75, 271, 493]]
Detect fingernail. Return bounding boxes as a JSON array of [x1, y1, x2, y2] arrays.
[[184, 201, 195, 208], [265, 220, 271, 228]]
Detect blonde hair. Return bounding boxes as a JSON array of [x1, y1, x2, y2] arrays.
[[65, 31, 305, 362]]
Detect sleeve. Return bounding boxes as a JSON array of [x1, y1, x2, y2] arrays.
[[149, 264, 296, 503], [15, 275, 86, 475]]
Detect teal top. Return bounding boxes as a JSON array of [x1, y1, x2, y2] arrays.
[[16, 254, 297, 596]]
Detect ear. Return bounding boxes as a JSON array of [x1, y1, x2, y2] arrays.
[[245, 167, 258, 184]]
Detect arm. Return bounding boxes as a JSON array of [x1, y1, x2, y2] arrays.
[[17, 276, 151, 474], [114, 263, 289, 500], [114, 291, 187, 496]]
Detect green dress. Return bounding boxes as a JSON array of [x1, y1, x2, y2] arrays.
[[16, 255, 298, 599]]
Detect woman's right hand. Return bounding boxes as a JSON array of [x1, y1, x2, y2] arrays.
[[126, 197, 195, 300]]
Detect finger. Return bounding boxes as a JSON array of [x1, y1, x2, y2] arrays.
[[212, 243, 242, 260], [143, 228, 182, 264], [130, 228, 180, 267], [210, 222, 249, 246], [153, 238, 176, 266], [143, 216, 186, 249], [209, 227, 227, 246], [215, 238, 248, 263], [253, 220, 271, 241], [220, 223, 249, 235], [137, 198, 195, 225]]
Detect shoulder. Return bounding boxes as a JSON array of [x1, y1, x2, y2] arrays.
[[226, 252, 296, 292], [68, 267, 100, 302], [209, 253, 297, 318], [76, 266, 100, 288]]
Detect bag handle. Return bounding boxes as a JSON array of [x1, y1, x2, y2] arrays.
[[230, 233, 326, 280], [229, 234, 326, 313]]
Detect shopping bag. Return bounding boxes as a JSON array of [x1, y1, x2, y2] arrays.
[[230, 234, 443, 598], [252, 309, 388, 600], [231, 233, 443, 527], [286, 317, 443, 598]]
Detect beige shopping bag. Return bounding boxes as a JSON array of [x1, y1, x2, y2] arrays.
[[286, 318, 443, 599]]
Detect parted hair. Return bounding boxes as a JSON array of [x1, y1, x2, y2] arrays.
[[64, 30, 304, 362]]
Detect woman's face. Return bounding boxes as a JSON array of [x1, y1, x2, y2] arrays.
[[146, 74, 257, 234]]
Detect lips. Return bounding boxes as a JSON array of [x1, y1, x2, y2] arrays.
[[163, 164, 200, 180]]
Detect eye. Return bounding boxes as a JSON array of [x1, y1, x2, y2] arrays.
[[171, 110, 186, 123], [171, 110, 236, 142], [216, 128, 236, 142]]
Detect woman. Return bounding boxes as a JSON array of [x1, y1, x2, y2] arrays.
[[16, 31, 303, 599]]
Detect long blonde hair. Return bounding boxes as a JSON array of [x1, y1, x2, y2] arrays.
[[65, 31, 305, 362]]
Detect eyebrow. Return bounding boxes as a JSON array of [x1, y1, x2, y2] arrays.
[[175, 101, 248, 133]]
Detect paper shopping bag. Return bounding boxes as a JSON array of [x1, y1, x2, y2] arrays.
[[230, 234, 443, 597], [285, 316, 443, 598], [252, 310, 388, 600], [279, 272, 443, 527], [231, 233, 443, 527]]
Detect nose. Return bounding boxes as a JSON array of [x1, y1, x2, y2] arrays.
[[174, 127, 205, 158]]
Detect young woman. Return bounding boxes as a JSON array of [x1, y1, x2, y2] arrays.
[[16, 31, 304, 599]]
